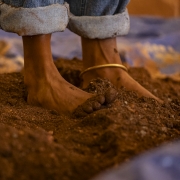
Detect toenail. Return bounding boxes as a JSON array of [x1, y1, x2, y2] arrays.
[[92, 101, 101, 110]]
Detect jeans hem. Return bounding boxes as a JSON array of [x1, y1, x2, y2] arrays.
[[68, 9, 130, 39], [0, 3, 69, 36]]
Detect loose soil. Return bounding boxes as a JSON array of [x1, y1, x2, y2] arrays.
[[0, 58, 180, 180]]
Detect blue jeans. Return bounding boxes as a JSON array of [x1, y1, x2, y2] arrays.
[[1, 0, 130, 39]]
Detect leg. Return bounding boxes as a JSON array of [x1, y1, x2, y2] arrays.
[[1, 1, 117, 115], [81, 38, 161, 101], [67, 0, 162, 102], [23, 34, 93, 114]]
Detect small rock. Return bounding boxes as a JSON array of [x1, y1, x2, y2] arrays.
[[127, 106, 135, 113], [162, 127, 168, 133], [168, 98, 172, 102], [140, 130, 146, 137]]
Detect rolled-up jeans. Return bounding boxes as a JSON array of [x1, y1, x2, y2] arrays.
[[0, 0, 130, 39]]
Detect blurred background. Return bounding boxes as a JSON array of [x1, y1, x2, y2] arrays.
[[128, 0, 180, 17], [0, 0, 180, 81]]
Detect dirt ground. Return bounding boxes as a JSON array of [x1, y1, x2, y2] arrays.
[[0, 58, 180, 180]]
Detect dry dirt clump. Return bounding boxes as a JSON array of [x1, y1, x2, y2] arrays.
[[0, 59, 180, 180]]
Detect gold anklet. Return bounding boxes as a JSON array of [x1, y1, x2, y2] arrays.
[[79, 64, 128, 78]]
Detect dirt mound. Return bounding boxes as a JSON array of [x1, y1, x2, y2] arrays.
[[0, 59, 180, 180]]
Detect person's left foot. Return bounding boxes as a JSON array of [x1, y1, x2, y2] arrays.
[[81, 37, 162, 103]]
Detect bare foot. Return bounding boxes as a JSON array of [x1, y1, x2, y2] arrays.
[[26, 69, 94, 115], [74, 88, 118, 117], [22, 35, 118, 115], [81, 37, 162, 103]]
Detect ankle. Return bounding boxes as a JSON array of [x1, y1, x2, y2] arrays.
[[81, 67, 126, 89], [81, 37, 122, 70]]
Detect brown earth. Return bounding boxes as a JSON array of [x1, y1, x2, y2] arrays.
[[0, 58, 180, 180]]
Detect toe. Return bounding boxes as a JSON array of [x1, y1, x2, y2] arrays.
[[92, 101, 101, 110], [74, 110, 88, 118], [82, 103, 94, 114], [96, 95, 106, 104], [73, 88, 119, 118], [105, 88, 119, 104]]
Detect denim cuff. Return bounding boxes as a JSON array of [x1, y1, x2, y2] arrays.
[[68, 9, 130, 39], [0, 2, 69, 36]]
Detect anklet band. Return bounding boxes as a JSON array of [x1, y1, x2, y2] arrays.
[[79, 64, 128, 78]]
